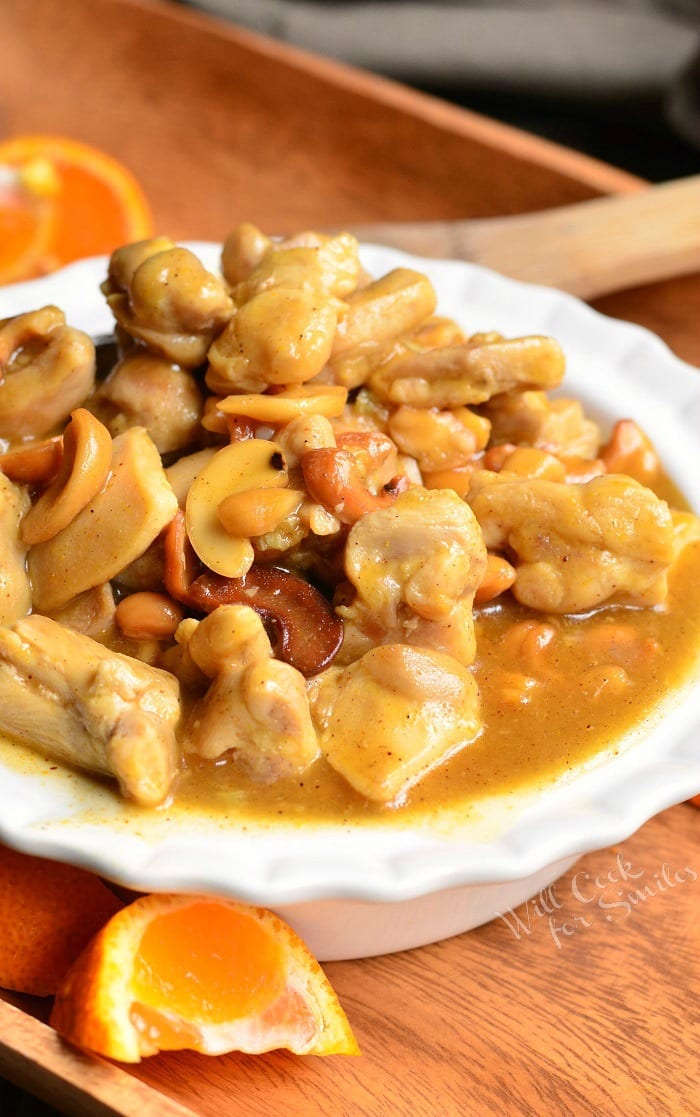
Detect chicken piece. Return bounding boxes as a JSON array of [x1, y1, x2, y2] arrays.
[[328, 315, 464, 394], [369, 334, 565, 409], [112, 538, 166, 594], [337, 487, 487, 665], [207, 244, 344, 393], [101, 237, 176, 294], [277, 231, 362, 298], [208, 296, 339, 395], [332, 269, 437, 357], [181, 605, 319, 780], [105, 246, 233, 368], [311, 644, 481, 803], [28, 427, 178, 612], [326, 270, 437, 390], [47, 582, 117, 640], [468, 471, 676, 613], [0, 615, 180, 805], [482, 390, 600, 459], [0, 473, 31, 625], [233, 239, 360, 304], [0, 307, 96, 440], [90, 351, 204, 455]]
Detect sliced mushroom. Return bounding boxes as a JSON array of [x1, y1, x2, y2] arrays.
[[187, 566, 344, 677], [185, 439, 289, 578]]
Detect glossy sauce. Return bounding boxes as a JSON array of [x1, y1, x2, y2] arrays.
[[177, 537, 700, 826]]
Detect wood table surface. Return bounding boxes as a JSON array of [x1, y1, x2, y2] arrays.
[[0, 2, 699, 1115]]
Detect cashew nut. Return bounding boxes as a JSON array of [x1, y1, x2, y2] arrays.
[[0, 436, 62, 487], [163, 508, 199, 604], [115, 591, 184, 641], [21, 409, 113, 545], [221, 223, 272, 286], [217, 487, 305, 538], [301, 431, 406, 525]]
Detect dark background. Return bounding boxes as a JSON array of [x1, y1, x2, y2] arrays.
[[183, 0, 700, 182], [419, 84, 700, 180]]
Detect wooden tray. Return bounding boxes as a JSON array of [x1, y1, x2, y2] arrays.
[[1, 1, 699, 1113], [3, 805, 698, 1117]]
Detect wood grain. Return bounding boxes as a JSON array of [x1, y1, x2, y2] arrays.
[[0, 0, 640, 243], [594, 274, 700, 369], [344, 174, 700, 299], [128, 806, 700, 1117], [0, 2, 699, 1115], [3, 805, 697, 1117], [0, 999, 199, 1117]]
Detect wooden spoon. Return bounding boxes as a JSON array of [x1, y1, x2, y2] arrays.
[[342, 174, 700, 299]]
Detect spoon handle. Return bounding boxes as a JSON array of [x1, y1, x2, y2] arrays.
[[346, 175, 700, 299]]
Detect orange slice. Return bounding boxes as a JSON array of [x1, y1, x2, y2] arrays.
[[0, 844, 123, 997], [0, 167, 53, 284], [0, 134, 152, 282], [50, 893, 359, 1062]]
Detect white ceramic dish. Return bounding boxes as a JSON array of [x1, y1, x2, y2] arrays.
[[1, 245, 699, 961]]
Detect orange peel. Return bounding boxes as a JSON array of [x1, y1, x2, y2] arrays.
[[0, 134, 152, 282], [51, 893, 359, 1062], [0, 844, 123, 997]]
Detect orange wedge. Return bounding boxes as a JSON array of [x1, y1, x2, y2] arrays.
[[50, 894, 359, 1062], [0, 134, 152, 283], [0, 844, 123, 997]]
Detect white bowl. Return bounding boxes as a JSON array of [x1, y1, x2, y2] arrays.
[[1, 246, 699, 961]]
